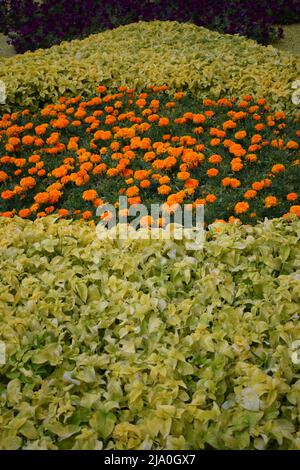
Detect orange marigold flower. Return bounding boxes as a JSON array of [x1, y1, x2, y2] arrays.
[[203, 98, 214, 106], [140, 179, 151, 189], [1, 190, 14, 200], [34, 138, 44, 147], [5, 144, 14, 152], [271, 164, 285, 174], [222, 177, 232, 187], [290, 205, 300, 217], [264, 196, 277, 208], [231, 158, 244, 172], [22, 135, 35, 145], [210, 138, 221, 146], [159, 176, 170, 185], [20, 176, 36, 189], [244, 189, 257, 199], [58, 209, 69, 217], [34, 192, 49, 204], [158, 117, 169, 127], [234, 130, 247, 140], [252, 181, 264, 191], [222, 120, 237, 130], [177, 171, 190, 180], [82, 211, 92, 219], [0, 171, 8, 182], [229, 144, 246, 157], [106, 168, 119, 177], [110, 141, 120, 152], [158, 185, 171, 195], [208, 154, 222, 164], [94, 130, 112, 140], [45, 206, 55, 214], [126, 185, 139, 197], [210, 128, 226, 138], [82, 189, 97, 201], [1, 211, 14, 218], [93, 198, 105, 208], [206, 194, 217, 203], [48, 189, 62, 204], [96, 85, 107, 94], [90, 154, 101, 164], [1, 156, 12, 164], [28, 154, 41, 163], [264, 179, 272, 188], [8, 137, 20, 146], [134, 170, 150, 180], [166, 102, 176, 109], [185, 178, 199, 189], [192, 114, 206, 124], [286, 140, 299, 150], [194, 198, 206, 206], [174, 92, 185, 100], [148, 114, 159, 123], [251, 134, 262, 144], [14, 158, 26, 168], [248, 106, 259, 113], [93, 163, 107, 175], [207, 168, 219, 177], [234, 202, 249, 214], [287, 193, 298, 201], [248, 144, 261, 152], [194, 126, 204, 135], [128, 196, 141, 205], [46, 132, 60, 145], [245, 153, 257, 162], [230, 178, 241, 188]]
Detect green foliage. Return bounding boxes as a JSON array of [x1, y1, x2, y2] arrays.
[[0, 21, 299, 113], [0, 215, 300, 449]]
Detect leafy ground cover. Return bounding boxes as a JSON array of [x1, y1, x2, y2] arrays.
[[0, 21, 299, 113], [0, 215, 299, 450]]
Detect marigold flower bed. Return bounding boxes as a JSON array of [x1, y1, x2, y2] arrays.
[[0, 85, 299, 225]]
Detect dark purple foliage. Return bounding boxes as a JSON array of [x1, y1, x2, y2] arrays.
[[2, 0, 300, 53]]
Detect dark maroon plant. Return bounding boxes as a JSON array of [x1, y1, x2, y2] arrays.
[[2, 0, 300, 54]]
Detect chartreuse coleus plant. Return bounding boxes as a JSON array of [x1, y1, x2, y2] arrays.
[[0, 21, 299, 113], [0, 215, 299, 450]]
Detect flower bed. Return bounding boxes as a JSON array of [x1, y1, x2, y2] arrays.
[[0, 21, 299, 113], [0, 86, 299, 225], [0, 215, 299, 450]]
